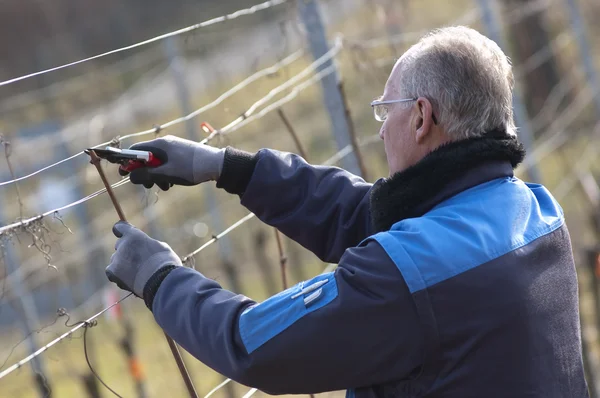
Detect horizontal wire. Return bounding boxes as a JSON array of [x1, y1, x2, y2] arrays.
[[50, 179, 132, 216], [0, 49, 305, 188], [0, 178, 130, 237], [0, 46, 163, 114], [182, 213, 257, 263], [0, 192, 242, 298], [0, 0, 290, 88], [0, 48, 338, 237], [204, 378, 233, 398], [117, 49, 306, 142], [0, 152, 85, 187], [0, 293, 133, 380], [218, 40, 342, 135], [242, 388, 259, 398], [223, 63, 337, 134]]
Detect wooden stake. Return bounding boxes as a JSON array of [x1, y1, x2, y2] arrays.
[[87, 149, 199, 398]]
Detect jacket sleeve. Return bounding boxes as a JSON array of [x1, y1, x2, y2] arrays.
[[150, 239, 424, 395], [216, 147, 375, 264]]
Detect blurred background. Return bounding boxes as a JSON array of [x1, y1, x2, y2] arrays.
[[0, 0, 599, 397]]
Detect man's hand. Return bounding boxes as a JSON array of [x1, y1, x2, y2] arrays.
[[119, 135, 226, 191], [106, 221, 182, 297]]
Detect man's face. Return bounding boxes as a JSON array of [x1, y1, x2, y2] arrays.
[[378, 61, 419, 176], [378, 59, 440, 176]]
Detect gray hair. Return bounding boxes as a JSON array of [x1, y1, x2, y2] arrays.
[[396, 26, 516, 140]]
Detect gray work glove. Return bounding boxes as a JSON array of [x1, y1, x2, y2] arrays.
[[106, 221, 181, 297], [119, 135, 226, 191]]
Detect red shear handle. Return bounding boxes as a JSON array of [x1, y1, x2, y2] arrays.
[[121, 153, 163, 173]]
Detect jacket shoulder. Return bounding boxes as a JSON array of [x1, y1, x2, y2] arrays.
[[371, 177, 565, 293]]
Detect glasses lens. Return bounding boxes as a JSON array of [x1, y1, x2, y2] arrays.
[[374, 104, 387, 122]]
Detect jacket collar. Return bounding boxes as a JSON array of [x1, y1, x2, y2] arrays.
[[369, 131, 526, 233]]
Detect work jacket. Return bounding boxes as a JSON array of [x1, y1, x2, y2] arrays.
[[144, 132, 588, 397]]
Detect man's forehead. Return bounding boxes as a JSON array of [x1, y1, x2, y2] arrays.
[[391, 57, 404, 76], [383, 58, 404, 97]]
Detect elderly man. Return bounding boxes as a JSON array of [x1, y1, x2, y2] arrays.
[[107, 26, 588, 397]]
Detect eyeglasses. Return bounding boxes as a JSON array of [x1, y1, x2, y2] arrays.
[[370, 97, 417, 122], [370, 97, 439, 124]]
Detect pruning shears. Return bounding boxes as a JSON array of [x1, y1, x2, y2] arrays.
[[85, 147, 163, 173]]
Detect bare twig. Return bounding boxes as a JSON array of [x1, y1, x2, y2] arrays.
[[1, 136, 24, 220], [338, 81, 369, 180], [86, 150, 127, 221], [24, 220, 56, 270], [52, 212, 74, 235], [277, 109, 308, 160]]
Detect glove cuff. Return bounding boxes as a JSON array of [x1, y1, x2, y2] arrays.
[[143, 265, 178, 310], [216, 147, 259, 196]]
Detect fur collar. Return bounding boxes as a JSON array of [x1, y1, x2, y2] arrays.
[[369, 132, 526, 233]]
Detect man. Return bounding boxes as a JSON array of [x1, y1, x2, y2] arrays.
[[107, 26, 589, 397]]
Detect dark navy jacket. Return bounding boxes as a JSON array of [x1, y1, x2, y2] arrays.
[[144, 134, 589, 397]]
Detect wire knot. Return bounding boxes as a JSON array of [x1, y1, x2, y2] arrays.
[[85, 320, 98, 328]]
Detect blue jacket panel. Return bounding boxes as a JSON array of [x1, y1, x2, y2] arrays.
[[373, 177, 563, 294]]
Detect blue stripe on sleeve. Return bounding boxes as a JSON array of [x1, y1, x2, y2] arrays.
[[239, 272, 338, 354], [373, 178, 564, 293]]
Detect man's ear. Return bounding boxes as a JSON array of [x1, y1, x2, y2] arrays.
[[415, 97, 434, 144]]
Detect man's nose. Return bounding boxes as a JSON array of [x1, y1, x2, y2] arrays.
[[379, 127, 384, 140]]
